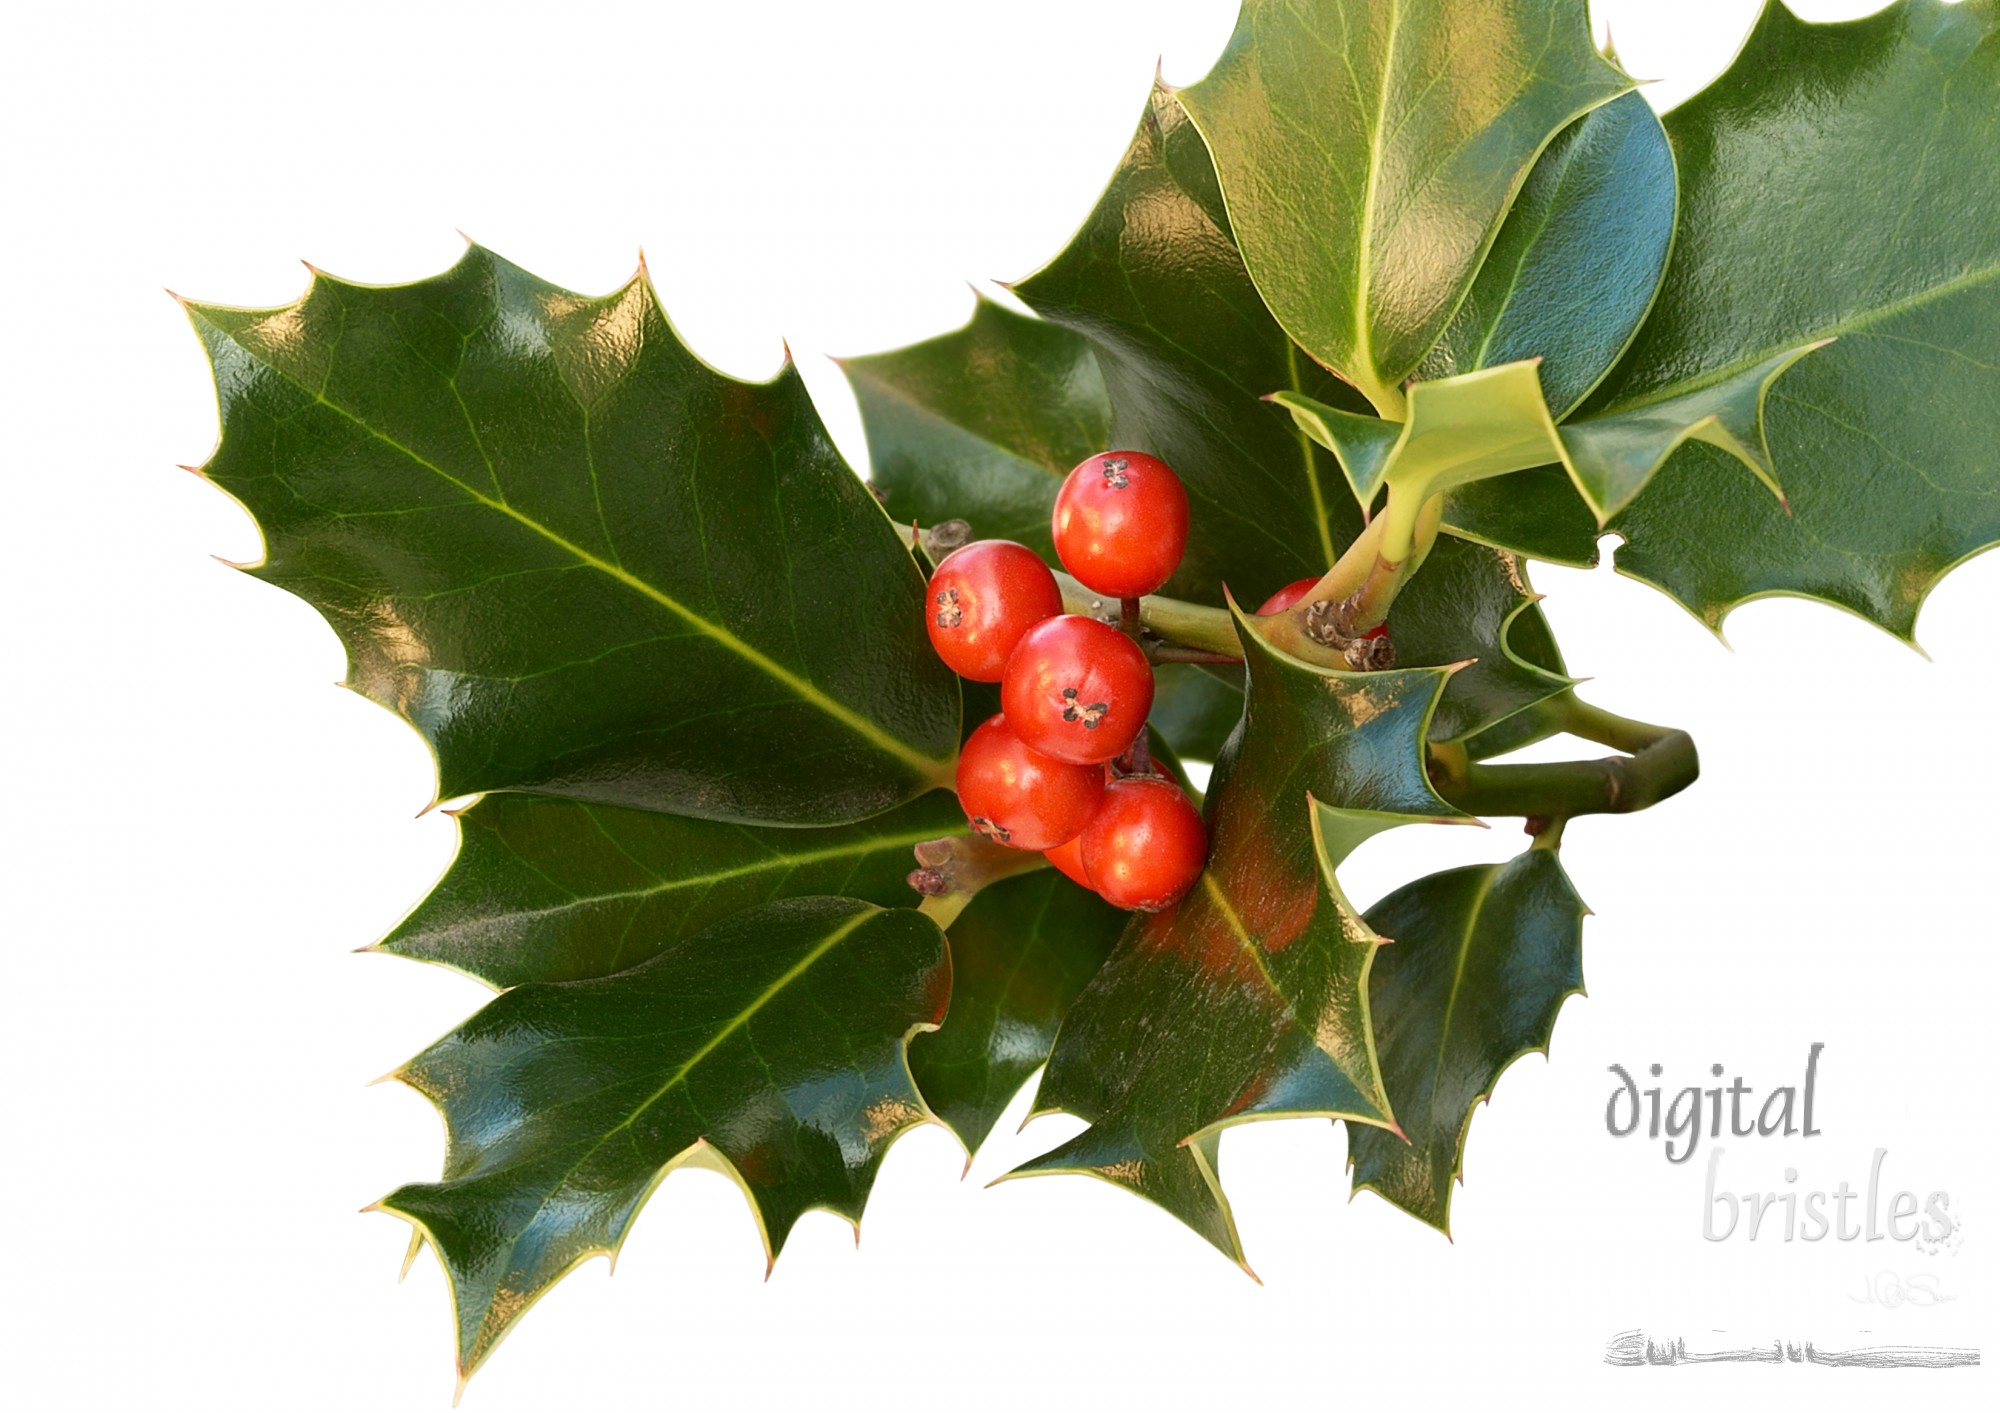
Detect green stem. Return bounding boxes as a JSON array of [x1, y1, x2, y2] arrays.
[[1055, 573, 1243, 660], [908, 833, 1045, 930], [1427, 692, 1699, 824]]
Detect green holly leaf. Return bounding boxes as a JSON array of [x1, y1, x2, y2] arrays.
[[909, 869, 1125, 1157], [1562, 341, 1825, 520], [1280, 340, 1827, 533], [1596, 0, 2000, 638], [185, 244, 958, 825], [1392, 535, 1574, 745], [373, 790, 965, 988], [1148, 663, 1247, 765], [1274, 361, 1569, 555], [1178, 0, 1631, 412], [1005, 607, 1466, 1261], [1436, 464, 1601, 568], [1346, 847, 1587, 1234], [1012, 84, 1367, 605], [843, 295, 1111, 558], [374, 897, 948, 1387], [1415, 91, 1677, 419]]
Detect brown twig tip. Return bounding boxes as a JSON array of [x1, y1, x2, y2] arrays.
[[922, 518, 972, 555], [912, 837, 957, 868]]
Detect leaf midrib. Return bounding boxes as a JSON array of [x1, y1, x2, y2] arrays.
[[1417, 863, 1502, 1152], [197, 308, 950, 776], [1350, 0, 1406, 389], [459, 825, 955, 925]]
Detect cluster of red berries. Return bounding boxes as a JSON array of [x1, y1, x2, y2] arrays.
[[927, 451, 1207, 912]]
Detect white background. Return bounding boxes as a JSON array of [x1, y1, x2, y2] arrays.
[[1, 1, 1991, 1408]]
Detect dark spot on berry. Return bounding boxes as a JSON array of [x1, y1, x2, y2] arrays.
[[1099, 455, 1130, 489], [969, 815, 1011, 844], [934, 586, 963, 629], [1060, 691, 1110, 728]]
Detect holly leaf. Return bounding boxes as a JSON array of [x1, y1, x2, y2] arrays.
[[373, 897, 948, 1388], [1562, 342, 1825, 520], [1346, 847, 1587, 1234], [1149, 662, 1247, 765], [1004, 607, 1467, 1261], [1390, 535, 1574, 744], [843, 294, 1111, 558], [1178, 0, 1631, 412], [909, 869, 1125, 1157], [1280, 341, 1828, 532], [1274, 362, 1568, 532], [1595, 0, 2000, 638], [374, 790, 965, 988], [1012, 84, 1367, 606], [1415, 91, 1677, 419], [184, 244, 958, 825], [1436, 464, 1601, 568]]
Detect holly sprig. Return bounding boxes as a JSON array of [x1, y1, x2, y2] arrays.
[[181, 0, 1999, 1391]]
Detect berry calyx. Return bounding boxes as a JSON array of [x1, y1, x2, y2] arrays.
[[1043, 835, 1093, 888], [1001, 615, 1154, 765], [955, 714, 1104, 852], [1051, 450, 1189, 598], [1078, 776, 1207, 912], [926, 539, 1063, 681]]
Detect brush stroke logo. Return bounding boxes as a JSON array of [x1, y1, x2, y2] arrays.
[[1606, 1330, 1979, 1369]]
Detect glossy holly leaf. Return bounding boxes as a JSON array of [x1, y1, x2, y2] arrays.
[[1437, 465, 1601, 568], [1005, 606, 1467, 1261], [843, 295, 1111, 559], [374, 790, 965, 988], [1012, 84, 1367, 606], [1347, 848, 1586, 1233], [1415, 91, 1676, 419], [1280, 341, 1827, 530], [1596, 0, 2000, 638], [1389, 536, 1574, 744], [909, 869, 1124, 1156], [1274, 363, 1568, 553], [184, 244, 958, 825], [1148, 662, 1245, 765], [1561, 341, 1825, 520], [374, 897, 948, 1386], [1178, 0, 1631, 412]]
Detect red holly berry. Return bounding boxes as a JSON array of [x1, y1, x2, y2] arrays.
[[1051, 450, 1189, 598], [925, 539, 1063, 681], [1079, 776, 1207, 912], [1043, 835, 1093, 888], [955, 714, 1104, 852], [1001, 615, 1154, 765], [1256, 576, 1319, 615]]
